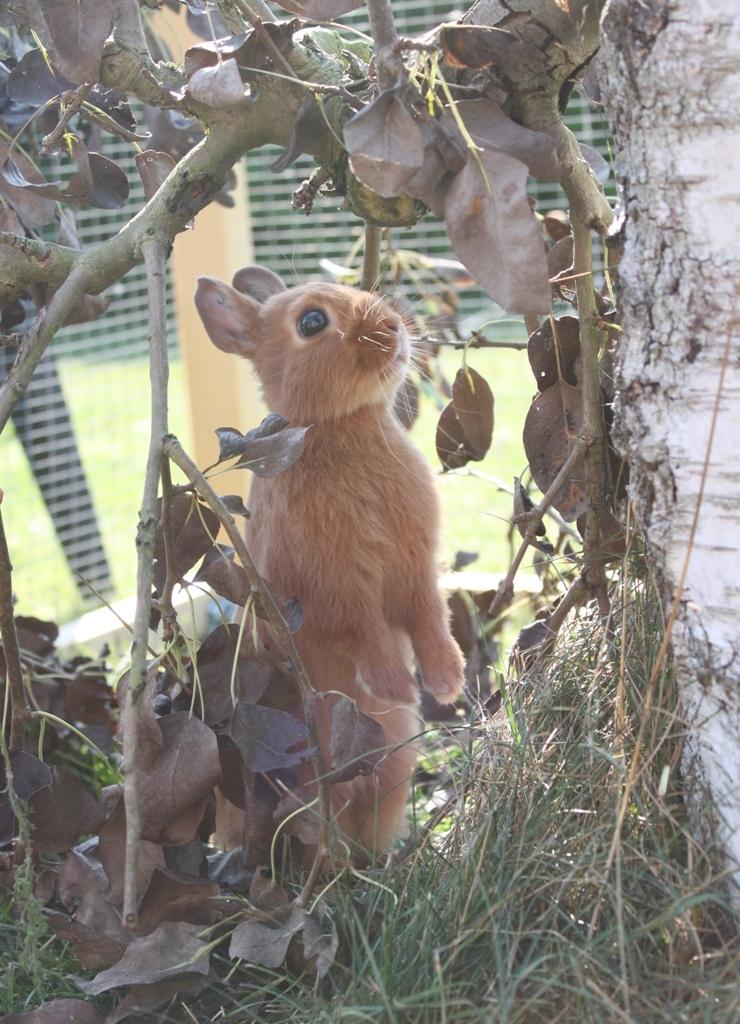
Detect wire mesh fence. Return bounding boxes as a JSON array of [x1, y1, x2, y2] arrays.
[[1, 137, 186, 625]]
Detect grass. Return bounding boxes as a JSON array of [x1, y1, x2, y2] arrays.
[[3, 571, 737, 1022], [194, 573, 738, 1023], [1, 356, 191, 624]]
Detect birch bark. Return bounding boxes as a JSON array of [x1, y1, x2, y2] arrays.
[[599, 0, 740, 904]]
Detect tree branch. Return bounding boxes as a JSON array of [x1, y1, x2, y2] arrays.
[[488, 436, 589, 618], [121, 236, 169, 930], [367, 0, 403, 89], [162, 435, 332, 904], [157, 458, 178, 643], [0, 232, 80, 300], [0, 497, 30, 750], [361, 223, 383, 290]]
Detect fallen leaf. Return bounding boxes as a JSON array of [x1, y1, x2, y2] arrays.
[[102, 973, 210, 1024], [164, 838, 207, 880], [45, 909, 126, 971], [273, 787, 320, 846], [28, 766, 105, 854], [76, 921, 212, 995], [98, 798, 166, 907], [139, 712, 221, 844], [135, 868, 219, 936], [3, 998, 103, 1024], [207, 846, 250, 892], [58, 846, 130, 944], [229, 907, 305, 969], [302, 907, 338, 979]]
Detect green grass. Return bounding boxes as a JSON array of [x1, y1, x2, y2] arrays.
[[192, 574, 738, 1023], [1, 356, 191, 623], [3, 573, 737, 1022]]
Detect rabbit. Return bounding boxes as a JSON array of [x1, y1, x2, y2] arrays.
[[195, 265, 466, 863]]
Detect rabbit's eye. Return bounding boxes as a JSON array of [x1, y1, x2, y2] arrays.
[[297, 308, 328, 337]]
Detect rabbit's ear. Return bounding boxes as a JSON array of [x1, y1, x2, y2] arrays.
[[195, 276, 260, 357], [231, 265, 286, 303]]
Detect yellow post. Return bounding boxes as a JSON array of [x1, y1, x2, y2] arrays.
[[170, 161, 263, 482], [164, 11, 264, 498]]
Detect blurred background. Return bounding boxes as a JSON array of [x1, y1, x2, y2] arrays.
[[0, 2, 612, 636]]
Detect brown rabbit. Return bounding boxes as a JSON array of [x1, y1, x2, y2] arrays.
[[195, 266, 465, 862]]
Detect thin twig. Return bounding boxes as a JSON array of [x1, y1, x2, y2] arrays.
[[362, 223, 383, 291], [0, 496, 30, 750], [121, 236, 170, 930], [488, 437, 589, 619], [234, 0, 295, 77], [545, 575, 588, 637], [158, 458, 178, 642], [162, 436, 332, 906], [458, 467, 581, 540], [40, 84, 93, 155], [367, 0, 403, 89], [434, 333, 528, 352]]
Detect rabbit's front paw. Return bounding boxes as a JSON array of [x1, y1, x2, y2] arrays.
[[418, 645, 466, 706]]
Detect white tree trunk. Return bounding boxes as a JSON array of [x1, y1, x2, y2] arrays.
[[599, 0, 740, 905]]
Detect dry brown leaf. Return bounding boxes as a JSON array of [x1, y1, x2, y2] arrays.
[[76, 921, 212, 996], [522, 381, 586, 521], [28, 767, 105, 854], [328, 696, 386, 783], [527, 315, 580, 391], [3, 998, 103, 1024], [444, 149, 550, 315]]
